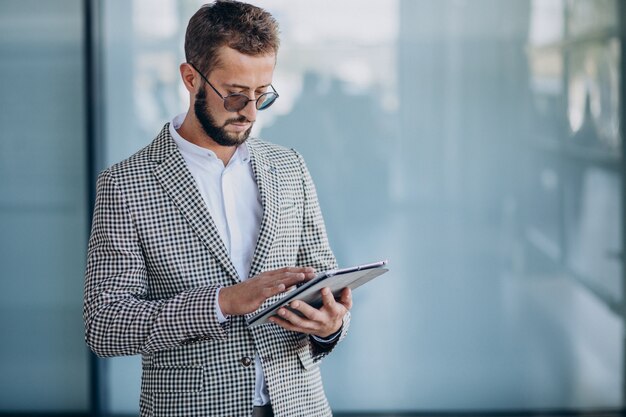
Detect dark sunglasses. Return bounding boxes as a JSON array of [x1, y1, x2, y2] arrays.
[[189, 62, 279, 112]]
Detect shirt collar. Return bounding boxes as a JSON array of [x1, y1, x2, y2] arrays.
[[169, 113, 250, 165]]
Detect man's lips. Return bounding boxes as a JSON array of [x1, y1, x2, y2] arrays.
[[227, 121, 251, 132]]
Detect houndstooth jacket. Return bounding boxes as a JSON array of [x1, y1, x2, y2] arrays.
[[83, 124, 350, 417]]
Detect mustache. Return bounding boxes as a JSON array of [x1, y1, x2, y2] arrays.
[[225, 115, 251, 125]]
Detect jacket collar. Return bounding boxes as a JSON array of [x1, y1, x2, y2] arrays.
[[246, 139, 280, 278]]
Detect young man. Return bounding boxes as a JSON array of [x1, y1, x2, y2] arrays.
[[83, 1, 351, 416]]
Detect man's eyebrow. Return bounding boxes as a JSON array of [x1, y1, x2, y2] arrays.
[[225, 82, 271, 90]]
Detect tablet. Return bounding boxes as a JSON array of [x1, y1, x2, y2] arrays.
[[247, 260, 389, 326]]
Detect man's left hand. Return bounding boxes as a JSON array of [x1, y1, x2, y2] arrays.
[[269, 287, 352, 338]]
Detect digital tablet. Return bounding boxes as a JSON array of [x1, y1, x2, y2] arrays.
[[247, 260, 389, 326]]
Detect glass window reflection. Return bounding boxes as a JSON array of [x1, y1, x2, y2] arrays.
[[99, 0, 623, 413]]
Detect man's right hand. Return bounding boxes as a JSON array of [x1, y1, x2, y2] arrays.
[[218, 267, 316, 316]]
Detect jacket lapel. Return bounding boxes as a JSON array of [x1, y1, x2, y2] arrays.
[[247, 140, 280, 278], [148, 125, 240, 283]]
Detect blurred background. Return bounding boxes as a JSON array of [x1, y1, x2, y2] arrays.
[[0, 0, 623, 415]]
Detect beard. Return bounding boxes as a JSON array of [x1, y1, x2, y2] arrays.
[[194, 86, 253, 147]]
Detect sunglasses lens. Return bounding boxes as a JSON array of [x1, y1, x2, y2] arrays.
[[222, 91, 278, 112], [257, 93, 278, 110], [224, 94, 249, 112]]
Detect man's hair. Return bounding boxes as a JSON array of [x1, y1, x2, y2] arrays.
[[185, 0, 280, 76]]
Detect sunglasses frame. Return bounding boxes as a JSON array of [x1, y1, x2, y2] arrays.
[[189, 62, 279, 112]]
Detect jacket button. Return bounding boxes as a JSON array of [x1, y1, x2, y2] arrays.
[[240, 356, 252, 367]]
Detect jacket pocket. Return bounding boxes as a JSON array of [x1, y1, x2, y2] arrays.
[[141, 365, 204, 393], [295, 342, 317, 371]]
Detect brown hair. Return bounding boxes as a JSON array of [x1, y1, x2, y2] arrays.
[[185, 0, 280, 75]]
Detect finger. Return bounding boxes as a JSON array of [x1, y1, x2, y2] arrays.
[[302, 266, 317, 280], [284, 267, 316, 279], [339, 288, 352, 310], [321, 287, 337, 309], [274, 266, 316, 275], [256, 268, 295, 280], [278, 273, 309, 288], [262, 282, 286, 298], [276, 307, 317, 330], [256, 271, 304, 287], [262, 267, 316, 283], [269, 316, 308, 334], [289, 300, 323, 322]]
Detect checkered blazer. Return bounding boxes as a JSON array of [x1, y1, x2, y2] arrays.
[[84, 124, 350, 417]]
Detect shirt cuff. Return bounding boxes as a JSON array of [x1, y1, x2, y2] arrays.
[[311, 325, 342, 344], [215, 287, 229, 324]]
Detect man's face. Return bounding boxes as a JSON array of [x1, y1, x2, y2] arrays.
[[194, 47, 276, 147]]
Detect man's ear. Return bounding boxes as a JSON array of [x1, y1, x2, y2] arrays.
[[180, 63, 198, 93]]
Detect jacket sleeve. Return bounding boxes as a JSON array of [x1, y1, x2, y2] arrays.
[[293, 151, 351, 361], [83, 169, 228, 357]]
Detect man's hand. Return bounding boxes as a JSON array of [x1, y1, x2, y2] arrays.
[[218, 267, 316, 316], [269, 287, 352, 339]]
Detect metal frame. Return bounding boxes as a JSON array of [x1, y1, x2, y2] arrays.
[[619, 0, 626, 406], [84, 0, 108, 415]]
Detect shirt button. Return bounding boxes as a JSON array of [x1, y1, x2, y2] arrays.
[[240, 356, 252, 367]]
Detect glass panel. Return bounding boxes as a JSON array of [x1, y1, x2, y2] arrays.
[[568, 0, 618, 37], [0, 0, 89, 412], [99, 0, 194, 411], [99, 0, 623, 412]]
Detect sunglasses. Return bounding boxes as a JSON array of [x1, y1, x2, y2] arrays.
[[189, 62, 279, 112]]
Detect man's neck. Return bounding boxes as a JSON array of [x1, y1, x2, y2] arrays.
[[176, 112, 237, 166]]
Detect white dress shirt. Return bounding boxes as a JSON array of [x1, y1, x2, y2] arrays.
[[169, 113, 271, 405]]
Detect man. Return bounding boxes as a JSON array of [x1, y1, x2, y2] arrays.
[[83, 1, 351, 416]]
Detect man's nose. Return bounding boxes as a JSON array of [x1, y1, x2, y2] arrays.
[[238, 99, 257, 123]]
